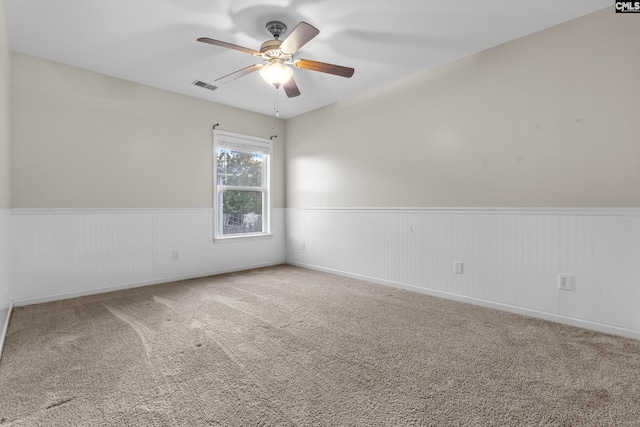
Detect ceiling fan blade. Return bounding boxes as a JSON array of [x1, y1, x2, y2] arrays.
[[279, 22, 319, 55], [283, 77, 301, 98], [215, 64, 263, 85], [197, 37, 261, 56], [294, 59, 355, 78]]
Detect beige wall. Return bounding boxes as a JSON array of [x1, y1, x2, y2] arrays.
[[0, 0, 10, 208], [11, 53, 285, 208], [286, 9, 640, 208]]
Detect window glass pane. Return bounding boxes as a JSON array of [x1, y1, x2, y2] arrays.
[[220, 190, 263, 235], [216, 149, 263, 187]]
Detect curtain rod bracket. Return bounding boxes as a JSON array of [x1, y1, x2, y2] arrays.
[[212, 123, 219, 130]]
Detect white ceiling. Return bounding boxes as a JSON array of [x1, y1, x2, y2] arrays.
[[3, 0, 610, 119]]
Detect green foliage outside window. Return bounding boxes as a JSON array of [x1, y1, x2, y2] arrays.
[[217, 149, 263, 222]]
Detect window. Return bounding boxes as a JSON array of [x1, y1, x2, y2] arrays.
[[213, 130, 271, 240]]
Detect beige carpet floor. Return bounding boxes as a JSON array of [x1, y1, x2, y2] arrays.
[[1, 265, 639, 426]]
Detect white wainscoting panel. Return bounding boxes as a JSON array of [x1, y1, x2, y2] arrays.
[[151, 208, 286, 280], [0, 209, 9, 306], [0, 209, 11, 359], [559, 215, 640, 332], [286, 208, 640, 339], [10, 208, 286, 305], [11, 211, 154, 302]]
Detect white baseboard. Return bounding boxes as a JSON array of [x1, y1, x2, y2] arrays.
[[13, 261, 285, 307], [0, 302, 13, 361], [287, 261, 640, 341]]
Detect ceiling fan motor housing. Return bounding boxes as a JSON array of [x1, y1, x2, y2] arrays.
[[260, 39, 291, 62]]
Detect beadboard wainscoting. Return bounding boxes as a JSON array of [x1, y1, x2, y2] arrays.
[[286, 208, 640, 340], [9, 208, 286, 305], [0, 209, 11, 359]]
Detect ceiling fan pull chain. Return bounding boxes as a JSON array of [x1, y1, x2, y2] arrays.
[[274, 86, 280, 118]]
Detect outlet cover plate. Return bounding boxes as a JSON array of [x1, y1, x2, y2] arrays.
[[558, 273, 573, 290], [454, 261, 463, 274]]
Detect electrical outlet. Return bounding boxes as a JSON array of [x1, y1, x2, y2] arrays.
[[558, 274, 573, 291], [172, 250, 180, 261], [300, 241, 305, 251], [454, 261, 463, 274]]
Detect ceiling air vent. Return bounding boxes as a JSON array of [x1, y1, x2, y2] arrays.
[[192, 80, 218, 91]]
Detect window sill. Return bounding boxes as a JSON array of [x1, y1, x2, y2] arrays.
[[213, 233, 273, 244]]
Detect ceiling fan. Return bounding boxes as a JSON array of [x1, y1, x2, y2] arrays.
[[197, 21, 355, 98]]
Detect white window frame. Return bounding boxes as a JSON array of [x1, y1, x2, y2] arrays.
[[213, 130, 272, 241]]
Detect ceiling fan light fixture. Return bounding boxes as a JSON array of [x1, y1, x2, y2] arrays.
[[197, 20, 353, 98], [259, 60, 293, 88]]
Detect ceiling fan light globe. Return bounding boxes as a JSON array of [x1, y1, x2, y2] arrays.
[[259, 61, 293, 87]]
